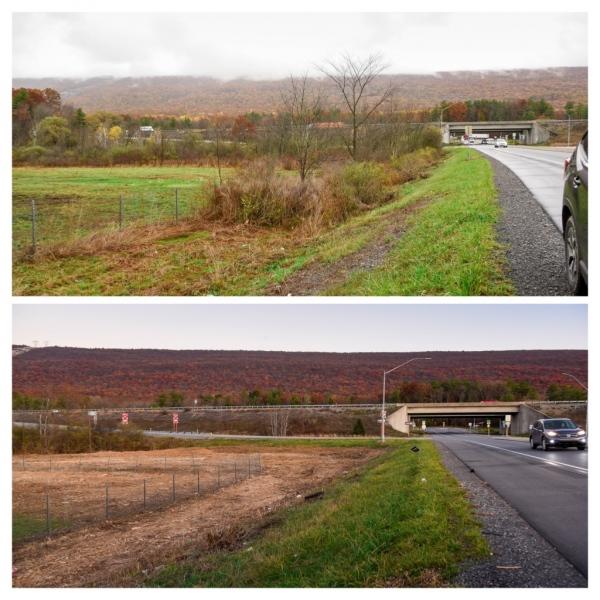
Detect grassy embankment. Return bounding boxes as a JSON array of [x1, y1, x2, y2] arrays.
[[13, 149, 513, 295], [326, 149, 513, 295], [138, 439, 489, 587]]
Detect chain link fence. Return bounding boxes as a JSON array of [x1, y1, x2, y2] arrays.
[[13, 453, 261, 544]]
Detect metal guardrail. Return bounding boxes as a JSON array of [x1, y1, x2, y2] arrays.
[[12, 403, 389, 414], [12, 400, 587, 415]]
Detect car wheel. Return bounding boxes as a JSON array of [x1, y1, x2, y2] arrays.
[[542, 438, 550, 451], [530, 437, 538, 449], [577, 446, 586, 451], [564, 215, 588, 296]]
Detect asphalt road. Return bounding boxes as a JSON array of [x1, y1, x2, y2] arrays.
[[430, 428, 588, 577], [474, 144, 573, 231]]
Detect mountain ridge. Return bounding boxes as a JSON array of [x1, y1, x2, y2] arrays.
[[13, 67, 588, 116], [12, 346, 588, 405]]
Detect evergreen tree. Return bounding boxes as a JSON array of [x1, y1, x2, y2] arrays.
[[353, 418, 366, 436]]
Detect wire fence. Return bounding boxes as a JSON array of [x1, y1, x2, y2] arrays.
[[13, 453, 261, 544], [12, 186, 208, 258]]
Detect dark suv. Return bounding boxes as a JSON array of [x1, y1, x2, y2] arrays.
[[530, 418, 587, 451], [562, 131, 588, 295]]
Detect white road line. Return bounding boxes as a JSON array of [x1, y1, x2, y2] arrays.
[[463, 439, 588, 474]]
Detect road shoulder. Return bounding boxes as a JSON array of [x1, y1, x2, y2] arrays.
[[434, 441, 587, 587], [480, 152, 571, 296]]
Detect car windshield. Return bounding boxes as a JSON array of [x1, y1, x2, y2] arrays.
[[544, 419, 577, 430]]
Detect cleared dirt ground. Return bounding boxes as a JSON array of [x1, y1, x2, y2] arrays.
[[12, 444, 384, 588]]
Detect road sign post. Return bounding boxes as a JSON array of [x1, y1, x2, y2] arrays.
[[465, 126, 473, 160], [122, 413, 128, 426], [173, 413, 179, 433]]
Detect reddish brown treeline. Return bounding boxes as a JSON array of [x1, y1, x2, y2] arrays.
[[12, 347, 587, 407]]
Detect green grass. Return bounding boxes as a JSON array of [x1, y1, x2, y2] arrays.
[[326, 149, 514, 295], [12, 166, 227, 250], [142, 440, 489, 588], [12, 151, 514, 296], [13, 513, 72, 543]]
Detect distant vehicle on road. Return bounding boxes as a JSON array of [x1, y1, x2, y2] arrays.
[[562, 130, 588, 295], [495, 139, 508, 148], [530, 418, 587, 451]]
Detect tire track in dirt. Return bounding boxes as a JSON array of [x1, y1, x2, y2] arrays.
[[266, 199, 430, 296]]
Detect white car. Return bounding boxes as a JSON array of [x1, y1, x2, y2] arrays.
[[495, 139, 508, 148]]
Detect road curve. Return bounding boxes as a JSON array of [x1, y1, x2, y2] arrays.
[[474, 149, 572, 295], [475, 145, 572, 231]]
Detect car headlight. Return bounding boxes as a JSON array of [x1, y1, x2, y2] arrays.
[[546, 431, 557, 437], [577, 430, 586, 436]]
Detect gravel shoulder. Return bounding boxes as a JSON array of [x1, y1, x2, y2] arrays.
[[434, 441, 587, 587], [482, 152, 572, 296]]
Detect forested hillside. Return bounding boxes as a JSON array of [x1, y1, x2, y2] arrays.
[[13, 67, 587, 116], [12, 347, 588, 408]]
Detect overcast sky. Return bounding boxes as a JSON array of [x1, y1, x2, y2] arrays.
[[11, 3, 589, 80], [12, 303, 587, 353]]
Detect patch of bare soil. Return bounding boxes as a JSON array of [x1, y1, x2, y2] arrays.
[[266, 199, 429, 296], [12, 445, 384, 588]]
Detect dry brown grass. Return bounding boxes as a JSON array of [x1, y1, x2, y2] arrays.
[[12, 445, 384, 588]]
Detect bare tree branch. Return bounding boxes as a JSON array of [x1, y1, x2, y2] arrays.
[[316, 52, 399, 160]]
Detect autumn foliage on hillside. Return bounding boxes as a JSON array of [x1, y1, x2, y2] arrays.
[[12, 347, 587, 409], [13, 68, 588, 116]]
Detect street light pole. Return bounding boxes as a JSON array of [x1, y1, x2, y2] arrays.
[[381, 358, 432, 443]]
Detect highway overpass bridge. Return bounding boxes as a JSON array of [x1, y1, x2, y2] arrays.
[[440, 121, 555, 145], [388, 402, 548, 435]]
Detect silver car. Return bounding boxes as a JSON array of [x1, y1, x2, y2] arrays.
[[530, 418, 587, 451]]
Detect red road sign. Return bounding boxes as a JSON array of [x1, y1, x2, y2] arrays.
[[173, 413, 179, 424], [122, 413, 128, 425]]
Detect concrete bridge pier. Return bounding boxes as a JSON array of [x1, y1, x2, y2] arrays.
[[388, 405, 410, 434], [440, 123, 450, 145], [386, 402, 550, 436]]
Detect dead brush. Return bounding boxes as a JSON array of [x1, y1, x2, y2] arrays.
[[205, 523, 251, 552], [16, 218, 213, 261], [205, 159, 328, 228]]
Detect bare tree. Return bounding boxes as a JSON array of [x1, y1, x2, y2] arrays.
[[277, 73, 334, 181], [316, 52, 398, 161], [270, 410, 290, 436], [212, 115, 228, 185]]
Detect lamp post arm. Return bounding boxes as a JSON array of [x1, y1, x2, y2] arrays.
[[381, 358, 431, 443], [561, 373, 588, 391]]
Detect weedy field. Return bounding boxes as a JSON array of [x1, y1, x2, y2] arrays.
[[12, 149, 512, 296], [12, 440, 488, 588]]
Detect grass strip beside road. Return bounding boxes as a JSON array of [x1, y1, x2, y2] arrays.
[[143, 440, 488, 588], [327, 148, 514, 295]]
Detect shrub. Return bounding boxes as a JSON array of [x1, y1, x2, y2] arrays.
[[388, 147, 443, 185], [421, 125, 443, 150], [13, 145, 48, 165], [329, 162, 394, 208]]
